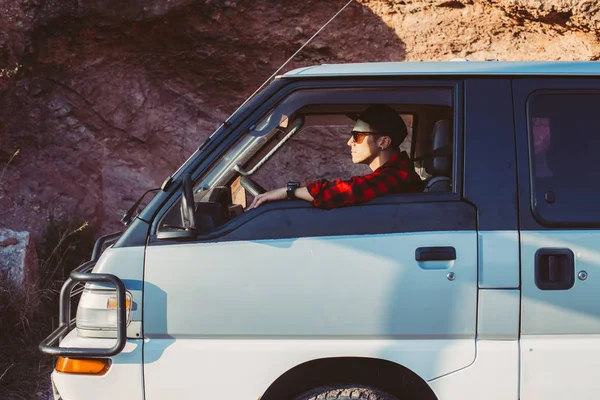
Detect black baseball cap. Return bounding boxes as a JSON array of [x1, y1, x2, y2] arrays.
[[349, 104, 408, 147]]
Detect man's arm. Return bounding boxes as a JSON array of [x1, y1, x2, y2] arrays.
[[306, 168, 411, 209], [248, 166, 418, 210], [247, 186, 314, 209]]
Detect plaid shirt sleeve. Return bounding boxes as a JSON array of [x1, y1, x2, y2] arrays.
[[305, 155, 423, 209]]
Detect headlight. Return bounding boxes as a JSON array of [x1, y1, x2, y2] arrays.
[[76, 288, 132, 332]]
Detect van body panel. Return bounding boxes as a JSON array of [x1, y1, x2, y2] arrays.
[[143, 229, 477, 396], [283, 61, 600, 78], [428, 340, 519, 400], [520, 336, 600, 400], [477, 289, 520, 340], [144, 338, 474, 399], [521, 231, 600, 334], [513, 78, 600, 399], [477, 231, 520, 289], [144, 232, 476, 337], [519, 232, 600, 399], [51, 329, 144, 400]]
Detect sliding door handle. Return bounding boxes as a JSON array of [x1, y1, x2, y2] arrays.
[[535, 248, 574, 290], [415, 246, 456, 262]]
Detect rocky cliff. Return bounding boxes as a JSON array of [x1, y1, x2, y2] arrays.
[[1, 0, 599, 239]]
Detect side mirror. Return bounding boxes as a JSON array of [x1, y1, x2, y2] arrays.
[[180, 173, 197, 231], [156, 173, 197, 240], [157, 177, 233, 240]]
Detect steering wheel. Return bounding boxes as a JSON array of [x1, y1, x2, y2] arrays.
[[240, 176, 266, 196]]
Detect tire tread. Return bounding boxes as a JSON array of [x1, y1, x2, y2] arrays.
[[294, 385, 398, 400]]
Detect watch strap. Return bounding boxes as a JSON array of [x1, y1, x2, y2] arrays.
[[286, 181, 300, 200]]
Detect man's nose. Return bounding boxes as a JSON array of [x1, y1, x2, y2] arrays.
[[347, 137, 354, 146]]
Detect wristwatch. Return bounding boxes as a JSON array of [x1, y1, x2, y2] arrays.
[[286, 181, 300, 200]]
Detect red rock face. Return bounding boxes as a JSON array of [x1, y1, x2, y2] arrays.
[[0, 228, 39, 288], [0, 0, 599, 240]]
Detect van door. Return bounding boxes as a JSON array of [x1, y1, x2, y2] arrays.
[[514, 78, 600, 399], [141, 82, 478, 399]]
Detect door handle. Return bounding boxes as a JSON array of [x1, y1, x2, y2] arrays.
[[415, 246, 456, 262], [535, 248, 575, 290]]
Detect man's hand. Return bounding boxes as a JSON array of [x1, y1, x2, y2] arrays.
[[248, 187, 287, 209], [247, 186, 314, 210]]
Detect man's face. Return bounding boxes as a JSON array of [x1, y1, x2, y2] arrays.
[[347, 131, 381, 165]]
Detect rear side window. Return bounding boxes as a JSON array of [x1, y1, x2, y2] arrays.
[[527, 91, 600, 226]]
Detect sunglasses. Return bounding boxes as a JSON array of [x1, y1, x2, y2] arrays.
[[351, 131, 374, 144]]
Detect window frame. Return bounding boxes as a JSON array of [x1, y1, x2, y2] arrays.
[[526, 88, 600, 227], [149, 78, 464, 243], [513, 78, 600, 230]]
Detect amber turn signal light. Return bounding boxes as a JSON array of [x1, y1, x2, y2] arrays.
[[106, 295, 131, 310], [56, 357, 111, 375]]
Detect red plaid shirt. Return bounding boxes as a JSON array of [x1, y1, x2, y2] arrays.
[[305, 152, 424, 209]]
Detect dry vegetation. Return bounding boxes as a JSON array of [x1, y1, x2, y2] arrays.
[[0, 216, 96, 399]]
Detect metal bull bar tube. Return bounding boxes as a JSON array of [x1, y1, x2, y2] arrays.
[[39, 232, 128, 357]]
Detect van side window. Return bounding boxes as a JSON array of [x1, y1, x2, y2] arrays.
[[250, 114, 416, 198], [157, 86, 458, 237], [528, 91, 600, 226]]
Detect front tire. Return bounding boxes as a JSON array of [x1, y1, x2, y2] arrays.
[[293, 385, 399, 400]]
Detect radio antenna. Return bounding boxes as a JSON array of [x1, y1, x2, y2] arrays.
[[225, 0, 355, 123]]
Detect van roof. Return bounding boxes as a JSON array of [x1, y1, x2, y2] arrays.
[[282, 61, 600, 78]]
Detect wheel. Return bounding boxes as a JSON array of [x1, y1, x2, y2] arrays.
[[293, 385, 399, 400]]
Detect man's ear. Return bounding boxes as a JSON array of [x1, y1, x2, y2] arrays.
[[378, 136, 393, 150]]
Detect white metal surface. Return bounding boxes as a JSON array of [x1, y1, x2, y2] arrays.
[[477, 289, 520, 340], [144, 232, 476, 337], [428, 340, 519, 400], [477, 231, 520, 288], [520, 231, 600, 399], [521, 231, 600, 334], [51, 329, 144, 400], [283, 61, 600, 78], [144, 338, 473, 400], [521, 335, 600, 399], [143, 231, 477, 398]]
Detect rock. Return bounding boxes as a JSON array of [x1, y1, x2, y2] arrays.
[[0, 228, 38, 288], [493, 0, 600, 30], [1, 0, 600, 242]]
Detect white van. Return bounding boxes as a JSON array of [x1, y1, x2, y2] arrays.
[[41, 61, 600, 400]]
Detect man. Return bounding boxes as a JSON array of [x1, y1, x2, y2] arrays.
[[248, 104, 425, 210]]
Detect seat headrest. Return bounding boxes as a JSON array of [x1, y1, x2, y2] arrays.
[[424, 120, 453, 177]]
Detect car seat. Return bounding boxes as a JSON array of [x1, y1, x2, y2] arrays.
[[421, 119, 453, 193]]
